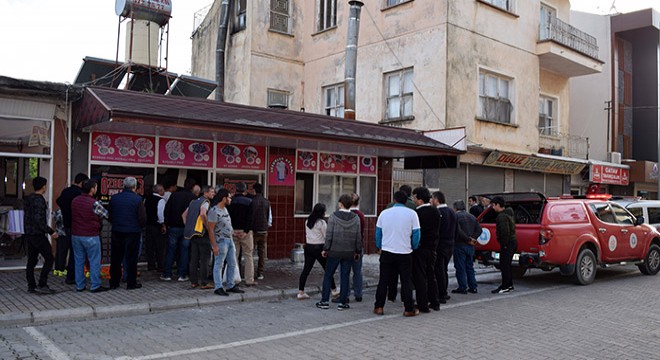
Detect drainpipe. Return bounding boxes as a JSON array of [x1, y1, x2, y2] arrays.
[[216, 0, 231, 102], [344, 1, 364, 120]]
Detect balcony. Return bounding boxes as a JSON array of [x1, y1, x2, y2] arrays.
[[537, 15, 603, 77]]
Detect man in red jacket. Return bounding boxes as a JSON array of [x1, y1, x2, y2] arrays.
[[71, 180, 109, 292]]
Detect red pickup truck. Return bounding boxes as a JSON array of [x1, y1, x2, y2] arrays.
[[474, 193, 660, 285]]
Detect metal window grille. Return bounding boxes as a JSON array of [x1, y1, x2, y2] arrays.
[[270, 0, 290, 33], [318, 0, 337, 31]]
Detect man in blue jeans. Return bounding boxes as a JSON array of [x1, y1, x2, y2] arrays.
[[71, 180, 109, 293], [207, 188, 244, 296], [161, 178, 196, 282], [452, 200, 481, 295]]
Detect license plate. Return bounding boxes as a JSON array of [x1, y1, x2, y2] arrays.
[[492, 252, 519, 261]]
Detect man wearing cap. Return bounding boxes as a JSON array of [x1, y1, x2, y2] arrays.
[[109, 177, 146, 290]]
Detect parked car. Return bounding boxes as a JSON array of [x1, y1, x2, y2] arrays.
[[474, 193, 660, 285], [612, 199, 660, 231]]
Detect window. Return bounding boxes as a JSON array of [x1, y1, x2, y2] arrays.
[[648, 207, 660, 224], [482, 0, 513, 12], [386, 0, 406, 6], [385, 68, 414, 121], [233, 0, 247, 32], [611, 203, 634, 225], [267, 89, 289, 109], [590, 203, 616, 224], [539, 3, 556, 40], [539, 96, 558, 136], [294, 173, 377, 215], [478, 70, 512, 124], [323, 84, 344, 117], [317, 0, 336, 32], [270, 0, 290, 34]]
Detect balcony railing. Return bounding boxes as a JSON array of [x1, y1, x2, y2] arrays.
[[539, 14, 599, 60]]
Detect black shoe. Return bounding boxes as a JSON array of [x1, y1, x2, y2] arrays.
[[439, 298, 447, 304], [451, 288, 468, 294], [28, 288, 36, 293], [227, 286, 244, 294], [445, 295, 451, 300], [316, 301, 329, 309], [214, 288, 229, 296], [331, 297, 349, 304], [416, 306, 431, 313], [491, 286, 503, 294], [337, 303, 350, 311], [90, 286, 109, 293], [127, 283, 142, 290], [430, 305, 440, 311], [76, 287, 86, 292], [35, 286, 56, 294], [355, 297, 362, 302], [65, 279, 76, 285], [468, 288, 478, 294], [497, 286, 514, 294]]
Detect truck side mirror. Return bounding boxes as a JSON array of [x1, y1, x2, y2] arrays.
[[635, 216, 645, 226]]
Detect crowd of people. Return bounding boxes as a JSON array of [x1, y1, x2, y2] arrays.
[[24, 174, 272, 296], [24, 175, 518, 317]]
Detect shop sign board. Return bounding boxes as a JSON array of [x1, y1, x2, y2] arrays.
[[268, 154, 295, 186], [359, 156, 377, 174], [216, 143, 266, 170], [98, 173, 145, 205], [319, 152, 358, 174], [590, 164, 630, 185], [482, 151, 584, 175], [91, 132, 155, 164], [296, 150, 318, 171], [158, 138, 213, 168]]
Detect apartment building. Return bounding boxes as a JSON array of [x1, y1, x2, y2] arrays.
[[191, 0, 604, 202]]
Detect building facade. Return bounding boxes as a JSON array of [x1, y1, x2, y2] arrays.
[[191, 0, 605, 203]]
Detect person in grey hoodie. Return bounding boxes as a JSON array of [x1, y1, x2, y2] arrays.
[[316, 194, 362, 311]]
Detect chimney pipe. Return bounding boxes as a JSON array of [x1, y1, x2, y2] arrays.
[[216, 0, 231, 101], [344, 1, 364, 120]]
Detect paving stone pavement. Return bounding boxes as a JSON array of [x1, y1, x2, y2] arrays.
[[0, 266, 658, 359], [0, 254, 495, 326]]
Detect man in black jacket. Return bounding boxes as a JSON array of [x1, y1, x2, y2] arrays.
[[412, 187, 440, 312], [491, 196, 517, 294], [452, 200, 482, 294], [228, 182, 256, 285], [25, 177, 58, 294], [55, 172, 88, 284], [144, 184, 166, 272], [250, 183, 271, 280], [432, 191, 456, 304], [161, 178, 196, 282]]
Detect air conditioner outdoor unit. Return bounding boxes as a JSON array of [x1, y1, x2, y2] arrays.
[[607, 152, 622, 164]]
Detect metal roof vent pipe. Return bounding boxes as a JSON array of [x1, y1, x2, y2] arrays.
[[344, 0, 364, 120], [216, 0, 232, 102]]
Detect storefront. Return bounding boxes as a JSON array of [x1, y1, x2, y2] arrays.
[[625, 161, 656, 199], [0, 79, 75, 266], [73, 87, 462, 258]]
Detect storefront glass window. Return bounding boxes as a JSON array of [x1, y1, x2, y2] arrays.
[[0, 119, 51, 155], [359, 176, 376, 215], [295, 173, 314, 215]]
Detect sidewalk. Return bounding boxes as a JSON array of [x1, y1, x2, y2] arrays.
[[0, 255, 495, 326]]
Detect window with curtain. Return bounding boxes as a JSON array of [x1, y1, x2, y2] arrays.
[[478, 70, 512, 124]]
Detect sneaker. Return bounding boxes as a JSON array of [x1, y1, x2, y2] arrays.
[[227, 286, 245, 294], [35, 286, 56, 294], [497, 286, 514, 294], [468, 288, 478, 294], [355, 296, 362, 302], [90, 286, 109, 293], [214, 288, 229, 296], [491, 286, 503, 294], [159, 276, 172, 281], [28, 288, 36, 293], [315, 301, 329, 309], [76, 287, 86, 292], [297, 293, 310, 300], [331, 287, 340, 298], [177, 276, 189, 282], [451, 288, 468, 294], [332, 297, 349, 304], [257, 274, 264, 280], [337, 303, 350, 311]]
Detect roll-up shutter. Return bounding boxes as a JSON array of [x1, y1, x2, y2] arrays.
[[469, 165, 505, 194], [427, 167, 466, 204], [514, 171, 545, 192], [545, 174, 564, 196]]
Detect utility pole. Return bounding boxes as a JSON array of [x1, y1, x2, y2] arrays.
[[604, 100, 612, 154]]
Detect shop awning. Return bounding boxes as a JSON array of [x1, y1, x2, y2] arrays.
[[73, 87, 464, 159]]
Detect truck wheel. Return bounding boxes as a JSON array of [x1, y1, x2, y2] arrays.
[[638, 244, 660, 275], [573, 248, 596, 285]]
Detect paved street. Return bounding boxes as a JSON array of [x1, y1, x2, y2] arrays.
[[1, 265, 660, 360]]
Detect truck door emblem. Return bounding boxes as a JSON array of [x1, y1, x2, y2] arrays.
[[608, 235, 617, 252], [478, 228, 490, 245]]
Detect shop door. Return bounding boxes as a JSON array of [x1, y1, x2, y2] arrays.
[[216, 173, 263, 195], [157, 168, 209, 189]]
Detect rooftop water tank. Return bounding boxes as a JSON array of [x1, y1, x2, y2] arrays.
[[115, 0, 172, 27]]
